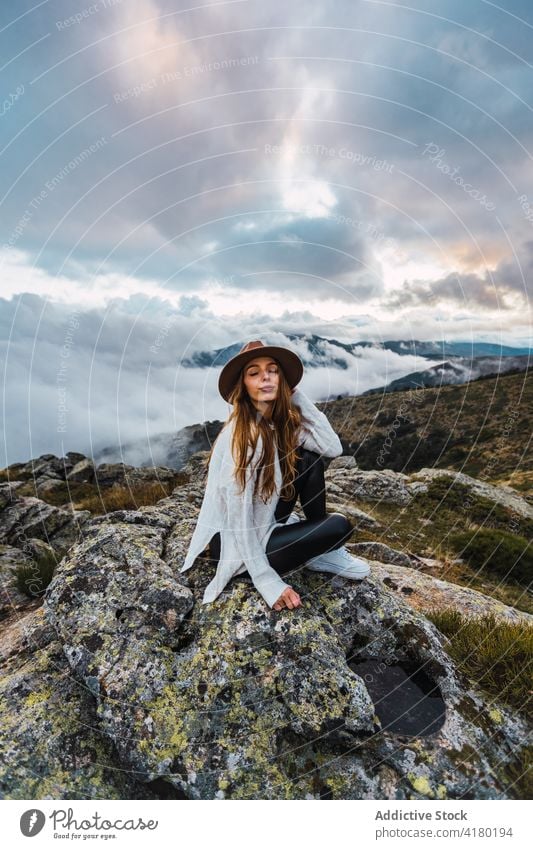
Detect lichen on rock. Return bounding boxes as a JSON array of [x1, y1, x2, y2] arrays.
[[0, 460, 530, 799]]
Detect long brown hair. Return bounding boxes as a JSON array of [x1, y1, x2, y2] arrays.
[[205, 358, 303, 503]]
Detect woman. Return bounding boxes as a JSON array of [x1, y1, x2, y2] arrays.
[[179, 340, 370, 612]]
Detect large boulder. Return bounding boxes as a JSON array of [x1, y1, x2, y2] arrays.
[[409, 468, 533, 519], [37, 498, 529, 800], [0, 605, 162, 799], [0, 486, 90, 557], [367, 560, 533, 624], [0, 455, 530, 800]]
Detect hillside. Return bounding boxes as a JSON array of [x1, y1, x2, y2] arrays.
[[325, 368, 532, 495]]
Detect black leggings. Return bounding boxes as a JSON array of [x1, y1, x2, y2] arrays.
[[208, 447, 354, 579]]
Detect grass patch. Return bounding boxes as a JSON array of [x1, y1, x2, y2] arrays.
[[449, 528, 532, 585], [418, 476, 522, 528], [494, 471, 533, 500], [15, 548, 59, 598], [0, 472, 189, 513], [14, 480, 96, 506], [349, 475, 533, 613], [425, 609, 533, 721], [74, 479, 185, 514], [504, 744, 533, 799]]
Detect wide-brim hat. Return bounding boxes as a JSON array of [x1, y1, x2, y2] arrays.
[[218, 340, 304, 403]]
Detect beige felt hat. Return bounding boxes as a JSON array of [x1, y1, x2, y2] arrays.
[[218, 340, 303, 403]]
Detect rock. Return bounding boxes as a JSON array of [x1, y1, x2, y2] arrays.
[[325, 502, 380, 530], [66, 458, 95, 483], [95, 462, 178, 488], [329, 455, 358, 470], [321, 464, 533, 520], [409, 468, 533, 520], [85, 503, 182, 535], [12, 455, 71, 481], [177, 451, 208, 481], [0, 448, 530, 800], [0, 481, 26, 508], [93, 462, 135, 487], [350, 541, 425, 569], [0, 598, 43, 664], [38, 500, 530, 799], [0, 606, 162, 800], [0, 492, 91, 557], [369, 561, 533, 624], [34, 478, 69, 496], [65, 451, 89, 464], [327, 468, 413, 506]]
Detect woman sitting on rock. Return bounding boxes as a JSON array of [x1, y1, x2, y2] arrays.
[[179, 339, 370, 611]]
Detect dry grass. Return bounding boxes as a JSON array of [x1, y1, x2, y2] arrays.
[[73, 480, 182, 514], [426, 608, 533, 721]]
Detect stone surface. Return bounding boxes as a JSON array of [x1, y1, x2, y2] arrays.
[[0, 453, 530, 800], [0, 491, 90, 558], [368, 561, 533, 624], [350, 541, 426, 569], [0, 606, 161, 800], [409, 468, 533, 520]]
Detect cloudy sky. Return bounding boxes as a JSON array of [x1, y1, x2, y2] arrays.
[[1, 0, 532, 464]]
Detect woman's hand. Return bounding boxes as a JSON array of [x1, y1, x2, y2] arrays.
[[273, 586, 301, 611]]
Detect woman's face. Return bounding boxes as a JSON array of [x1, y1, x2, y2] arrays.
[[243, 356, 280, 408]]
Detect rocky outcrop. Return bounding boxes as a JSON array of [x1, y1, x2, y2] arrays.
[[3, 452, 90, 493], [0, 605, 162, 800], [366, 560, 533, 624], [0, 455, 531, 800], [0, 483, 90, 558], [327, 459, 533, 518], [1, 451, 183, 496], [350, 541, 428, 569], [67, 458, 95, 483], [409, 468, 533, 519], [93, 463, 178, 489], [328, 464, 414, 505], [93, 420, 224, 471]]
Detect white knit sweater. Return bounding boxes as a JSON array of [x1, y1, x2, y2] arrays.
[[179, 385, 343, 608]]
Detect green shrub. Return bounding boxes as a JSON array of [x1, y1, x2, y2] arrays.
[[426, 609, 532, 721], [15, 549, 58, 598], [422, 476, 471, 510], [449, 527, 532, 584]]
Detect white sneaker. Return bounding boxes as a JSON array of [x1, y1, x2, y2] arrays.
[[285, 512, 301, 525], [305, 545, 370, 579]]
